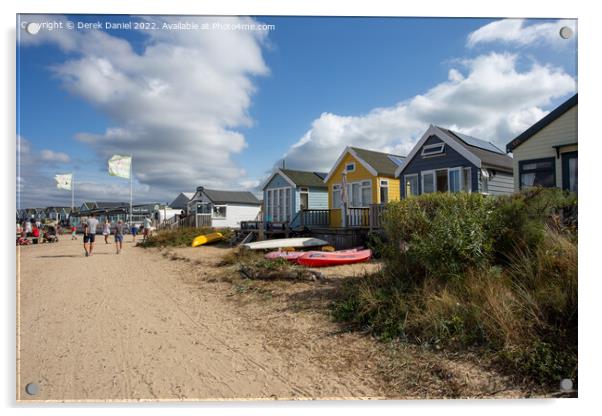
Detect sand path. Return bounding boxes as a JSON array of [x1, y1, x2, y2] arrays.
[[17, 238, 383, 402]]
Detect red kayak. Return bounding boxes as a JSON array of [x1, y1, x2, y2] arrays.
[[264, 247, 362, 262], [297, 249, 372, 268]]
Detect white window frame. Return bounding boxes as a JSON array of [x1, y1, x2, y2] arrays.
[[421, 170, 436, 194], [421, 143, 446, 157], [345, 162, 356, 172], [404, 174, 419, 197]]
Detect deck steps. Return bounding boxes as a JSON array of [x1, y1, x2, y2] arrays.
[[229, 230, 255, 247]]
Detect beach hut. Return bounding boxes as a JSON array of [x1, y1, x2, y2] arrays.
[[506, 94, 577, 193], [79, 201, 98, 213], [187, 186, 261, 228], [395, 125, 513, 197], [45, 206, 71, 222], [323, 146, 405, 227], [260, 168, 328, 227]]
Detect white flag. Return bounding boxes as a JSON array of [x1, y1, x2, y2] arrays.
[[108, 155, 132, 179], [54, 174, 72, 190]]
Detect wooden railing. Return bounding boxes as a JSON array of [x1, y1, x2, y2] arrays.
[[157, 213, 212, 230], [369, 203, 387, 231], [240, 220, 263, 230], [157, 214, 180, 230], [346, 207, 370, 227], [299, 209, 330, 228]]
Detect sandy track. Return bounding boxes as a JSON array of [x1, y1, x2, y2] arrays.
[[17, 238, 384, 401]]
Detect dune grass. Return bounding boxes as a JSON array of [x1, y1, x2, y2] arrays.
[[138, 227, 233, 248], [332, 189, 577, 388]]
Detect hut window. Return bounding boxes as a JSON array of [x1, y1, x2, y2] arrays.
[[436, 169, 448, 192], [345, 162, 356, 172], [422, 171, 435, 194], [212, 205, 227, 219], [462, 167, 472, 192], [300, 188, 309, 210], [380, 180, 389, 203], [519, 158, 555, 189], [480, 169, 490, 194], [405, 174, 419, 196], [332, 184, 342, 208], [449, 167, 462, 193], [421, 143, 445, 157]]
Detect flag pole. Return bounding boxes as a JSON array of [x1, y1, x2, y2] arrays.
[[130, 155, 133, 225], [71, 172, 75, 212]]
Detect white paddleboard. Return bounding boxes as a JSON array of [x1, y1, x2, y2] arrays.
[[242, 237, 329, 250]]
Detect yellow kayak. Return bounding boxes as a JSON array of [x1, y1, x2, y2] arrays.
[[191, 232, 223, 247]]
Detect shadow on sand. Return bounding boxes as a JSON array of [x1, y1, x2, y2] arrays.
[[37, 253, 111, 258]]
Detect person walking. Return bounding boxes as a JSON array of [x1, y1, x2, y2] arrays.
[[142, 216, 152, 242], [131, 223, 138, 242], [114, 220, 124, 254], [71, 224, 77, 240], [83, 214, 99, 257], [102, 219, 111, 244]]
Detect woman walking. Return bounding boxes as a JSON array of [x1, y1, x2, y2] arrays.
[[102, 219, 111, 244], [114, 220, 124, 254]]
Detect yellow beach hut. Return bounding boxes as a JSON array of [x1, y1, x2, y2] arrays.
[[323, 146, 405, 227]]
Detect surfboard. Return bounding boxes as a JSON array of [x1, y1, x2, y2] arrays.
[[242, 237, 328, 250]]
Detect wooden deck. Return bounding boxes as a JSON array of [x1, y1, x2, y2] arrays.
[[236, 204, 388, 249]]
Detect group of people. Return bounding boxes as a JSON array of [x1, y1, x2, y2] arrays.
[[17, 214, 155, 257], [16, 218, 59, 245], [81, 214, 154, 257]]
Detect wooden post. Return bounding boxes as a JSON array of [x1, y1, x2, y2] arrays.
[[258, 223, 265, 241]]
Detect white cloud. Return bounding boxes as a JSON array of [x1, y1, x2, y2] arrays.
[[19, 15, 270, 201], [467, 19, 577, 48], [17, 136, 156, 208], [40, 149, 70, 163], [280, 52, 576, 172], [238, 179, 260, 190]]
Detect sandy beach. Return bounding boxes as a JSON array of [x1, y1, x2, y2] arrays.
[[17, 236, 539, 402], [17, 237, 387, 402]]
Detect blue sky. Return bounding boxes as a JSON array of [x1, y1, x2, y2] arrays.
[[17, 15, 577, 207]]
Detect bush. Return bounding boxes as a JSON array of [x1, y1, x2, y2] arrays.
[[380, 192, 495, 282], [332, 188, 577, 388]]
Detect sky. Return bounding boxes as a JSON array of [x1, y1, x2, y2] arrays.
[[16, 15, 577, 208]]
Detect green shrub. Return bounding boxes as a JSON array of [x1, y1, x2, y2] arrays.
[[381, 193, 494, 282], [332, 189, 577, 388]]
